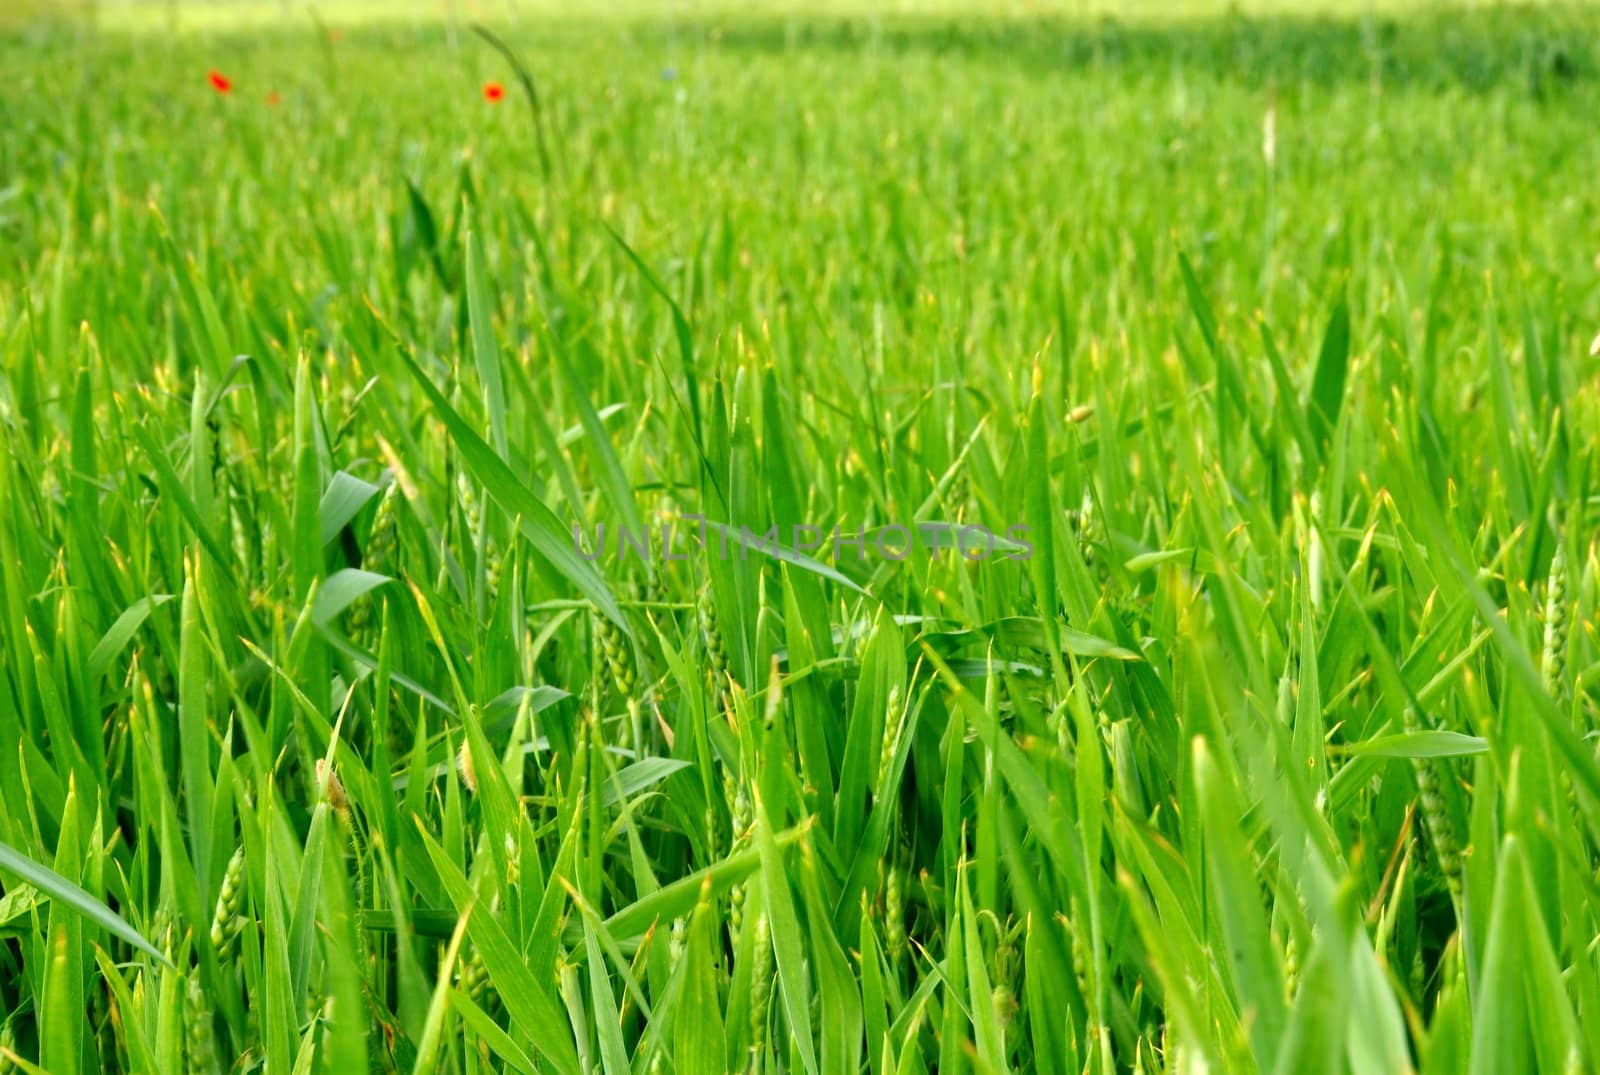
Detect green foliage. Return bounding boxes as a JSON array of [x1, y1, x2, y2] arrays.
[[1, 2, 1600, 1072]]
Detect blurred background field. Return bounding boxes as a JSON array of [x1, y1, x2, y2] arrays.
[[8, 0, 1592, 30]]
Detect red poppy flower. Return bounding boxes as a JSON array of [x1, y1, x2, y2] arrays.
[[483, 81, 504, 103], [266, 91, 281, 107], [209, 70, 232, 94]]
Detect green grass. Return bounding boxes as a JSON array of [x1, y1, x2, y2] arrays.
[[2, 1, 1600, 1071]]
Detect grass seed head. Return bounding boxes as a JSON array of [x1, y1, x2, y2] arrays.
[[457, 738, 477, 796], [316, 758, 349, 818]]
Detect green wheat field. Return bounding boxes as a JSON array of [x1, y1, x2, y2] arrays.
[[2, 1, 1600, 1072]]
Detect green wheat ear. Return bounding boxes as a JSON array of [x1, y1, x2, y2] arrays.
[[1405, 705, 1463, 903], [1542, 539, 1569, 699], [747, 913, 774, 1070], [596, 605, 635, 697], [698, 583, 733, 717], [208, 847, 246, 960], [183, 974, 217, 1075]]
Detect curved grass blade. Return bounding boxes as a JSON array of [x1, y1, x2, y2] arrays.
[[87, 594, 173, 680], [0, 842, 170, 967], [393, 345, 626, 631], [471, 23, 557, 183]]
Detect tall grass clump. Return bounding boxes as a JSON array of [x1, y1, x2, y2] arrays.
[[1, 1, 1600, 1072]]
